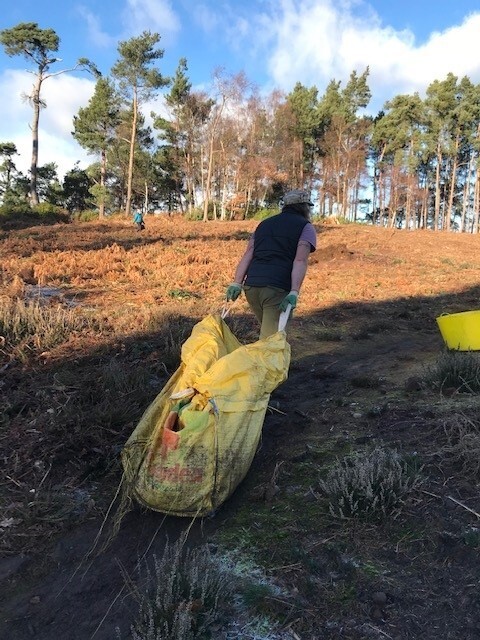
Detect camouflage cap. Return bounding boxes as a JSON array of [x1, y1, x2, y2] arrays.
[[282, 189, 313, 206]]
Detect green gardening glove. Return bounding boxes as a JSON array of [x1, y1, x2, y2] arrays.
[[279, 291, 298, 311], [226, 283, 242, 301]]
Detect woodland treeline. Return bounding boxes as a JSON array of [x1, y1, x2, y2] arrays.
[[2, 22, 480, 231]]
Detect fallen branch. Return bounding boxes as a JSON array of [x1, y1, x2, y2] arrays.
[[366, 624, 393, 639], [267, 404, 287, 415], [420, 489, 442, 499], [447, 495, 480, 519]]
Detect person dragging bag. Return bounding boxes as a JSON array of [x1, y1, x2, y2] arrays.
[[226, 189, 317, 339]]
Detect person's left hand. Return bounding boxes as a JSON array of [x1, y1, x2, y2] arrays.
[[279, 291, 298, 311]]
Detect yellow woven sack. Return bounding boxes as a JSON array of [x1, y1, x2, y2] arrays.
[[121, 314, 290, 517]]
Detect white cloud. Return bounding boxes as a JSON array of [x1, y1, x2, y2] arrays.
[[77, 0, 181, 64], [0, 69, 96, 179], [249, 0, 480, 111], [76, 5, 117, 48], [402, 14, 480, 90], [191, 3, 220, 33], [0, 67, 170, 180], [121, 0, 180, 42]]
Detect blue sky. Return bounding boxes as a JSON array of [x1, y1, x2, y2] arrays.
[[2, 0, 480, 178]]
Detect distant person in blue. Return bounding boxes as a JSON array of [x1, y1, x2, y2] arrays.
[[133, 209, 145, 231], [226, 189, 317, 339]]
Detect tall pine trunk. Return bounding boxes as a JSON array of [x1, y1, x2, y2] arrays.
[[125, 90, 138, 217], [30, 76, 42, 206], [99, 149, 106, 218], [434, 142, 442, 231], [446, 136, 460, 231]]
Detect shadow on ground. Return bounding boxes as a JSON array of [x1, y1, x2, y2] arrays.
[[2, 282, 480, 639]]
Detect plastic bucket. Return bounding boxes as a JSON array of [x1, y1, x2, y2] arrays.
[[436, 310, 480, 351]]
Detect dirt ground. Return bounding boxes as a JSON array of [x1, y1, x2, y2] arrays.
[[1, 217, 480, 639]]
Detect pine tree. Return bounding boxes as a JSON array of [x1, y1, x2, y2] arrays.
[[0, 22, 98, 205], [73, 78, 120, 217], [111, 31, 170, 216]]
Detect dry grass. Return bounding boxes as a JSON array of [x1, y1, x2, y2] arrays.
[[0, 297, 92, 361], [0, 219, 244, 313], [2, 218, 480, 320]]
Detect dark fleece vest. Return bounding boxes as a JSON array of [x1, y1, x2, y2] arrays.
[[244, 207, 309, 291]]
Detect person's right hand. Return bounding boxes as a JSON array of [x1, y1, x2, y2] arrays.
[[226, 283, 242, 301], [279, 291, 298, 311]]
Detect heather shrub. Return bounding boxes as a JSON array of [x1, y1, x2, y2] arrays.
[[75, 209, 99, 222], [424, 350, 480, 394], [32, 202, 66, 217], [439, 413, 480, 478], [319, 446, 422, 522], [129, 540, 234, 640]]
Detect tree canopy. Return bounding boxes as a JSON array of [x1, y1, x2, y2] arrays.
[[3, 22, 480, 232]]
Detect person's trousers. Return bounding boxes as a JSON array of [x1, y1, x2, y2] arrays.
[[244, 285, 290, 340]]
